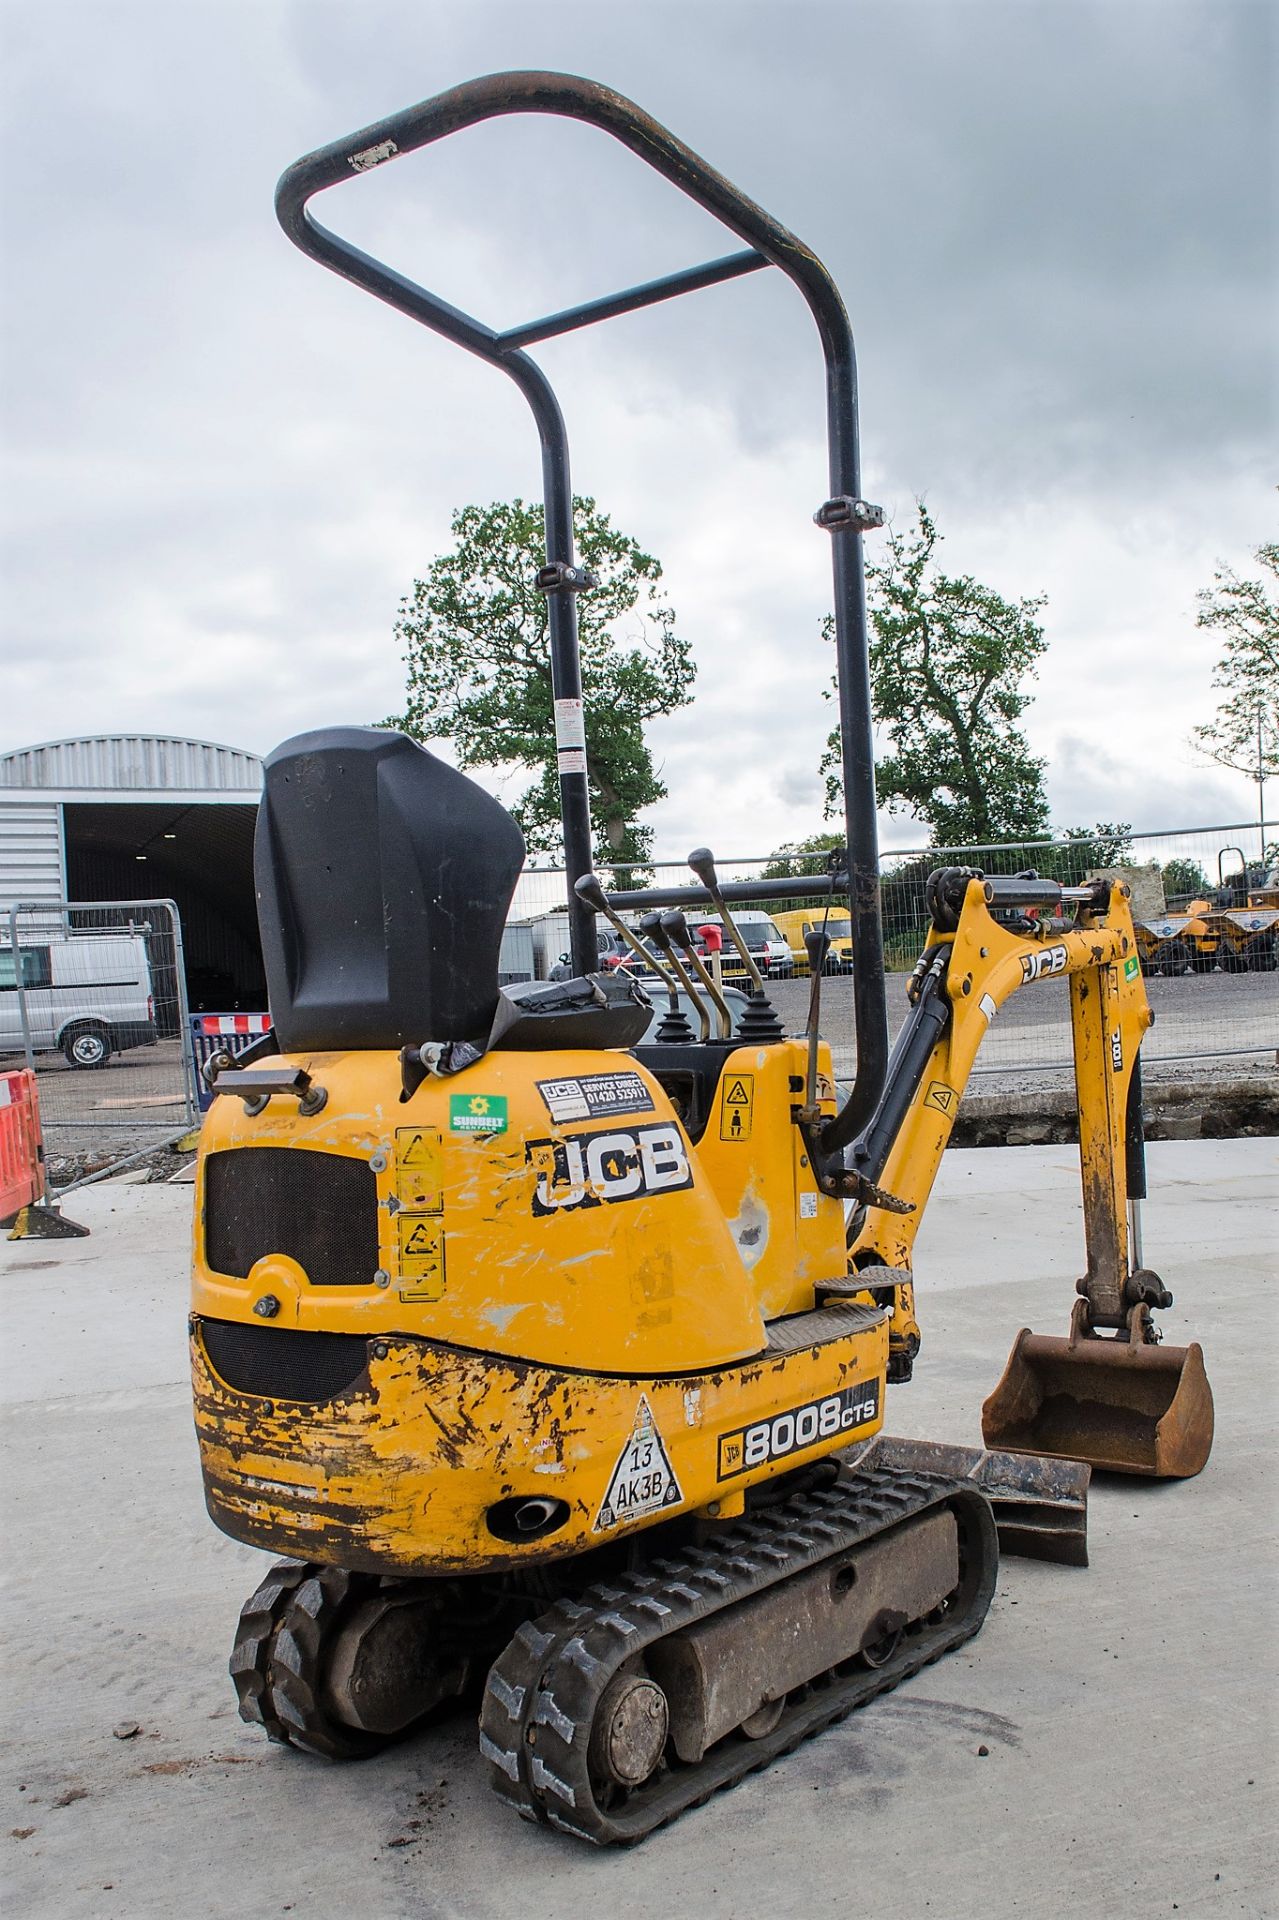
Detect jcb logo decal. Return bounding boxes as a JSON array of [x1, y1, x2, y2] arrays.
[[527, 1124, 693, 1215], [1019, 943, 1069, 984]]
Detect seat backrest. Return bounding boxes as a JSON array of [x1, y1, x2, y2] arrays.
[[255, 727, 526, 1050]]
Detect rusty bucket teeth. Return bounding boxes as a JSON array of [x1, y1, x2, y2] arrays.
[[981, 1312, 1214, 1480]]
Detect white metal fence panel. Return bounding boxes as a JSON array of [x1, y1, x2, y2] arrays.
[[2, 898, 198, 1173]]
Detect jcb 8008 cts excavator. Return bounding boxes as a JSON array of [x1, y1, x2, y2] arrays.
[[190, 73, 1214, 1844]]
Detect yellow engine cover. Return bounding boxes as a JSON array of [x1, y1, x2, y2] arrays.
[[191, 1039, 885, 1571]]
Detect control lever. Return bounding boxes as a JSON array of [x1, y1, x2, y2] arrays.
[[803, 926, 832, 1111], [641, 911, 708, 1041], [573, 873, 681, 995], [687, 846, 766, 995], [662, 911, 732, 1039]]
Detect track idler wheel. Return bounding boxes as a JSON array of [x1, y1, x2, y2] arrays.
[[230, 1560, 472, 1760], [588, 1669, 670, 1793]]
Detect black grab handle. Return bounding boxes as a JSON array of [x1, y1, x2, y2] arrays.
[[275, 71, 890, 1140]]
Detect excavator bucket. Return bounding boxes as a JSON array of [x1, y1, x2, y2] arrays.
[[981, 1317, 1214, 1479], [849, 1434, 1091, 1566]]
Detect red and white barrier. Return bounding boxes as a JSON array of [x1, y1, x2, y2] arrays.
[[0, 1069, 44, 1224]]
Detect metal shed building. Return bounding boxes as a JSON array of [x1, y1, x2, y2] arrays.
[[0, 734, 267, 1009]]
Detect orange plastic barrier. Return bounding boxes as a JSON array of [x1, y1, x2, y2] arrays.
[[0, 1069, 44, 1223]]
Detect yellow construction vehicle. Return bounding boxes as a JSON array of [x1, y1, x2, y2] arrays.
[[773, 906, 856, 976], [191, 74, 1214, 1842]]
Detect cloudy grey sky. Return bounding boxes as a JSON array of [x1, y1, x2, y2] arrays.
[[2, 1, 1275, 858]]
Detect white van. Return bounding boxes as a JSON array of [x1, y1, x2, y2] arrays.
[[0, 933, 158, 1068]]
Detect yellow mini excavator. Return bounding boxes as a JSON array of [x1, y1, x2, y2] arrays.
[[190, 73, 1214, 1843]]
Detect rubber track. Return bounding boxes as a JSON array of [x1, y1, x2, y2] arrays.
[[230, 1561, 386, 1760], [478, 1465, 997, 1845], [228, 1558, 310, 1743]]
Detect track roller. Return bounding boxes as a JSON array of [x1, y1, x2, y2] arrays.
[[479, 1463, 997, 1844]]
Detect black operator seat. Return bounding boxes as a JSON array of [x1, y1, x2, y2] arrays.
[[255, 727, 651, 1056], [256, 727, 526, 1052]]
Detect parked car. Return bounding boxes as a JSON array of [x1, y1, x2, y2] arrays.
[[548, 926, 659, 982], [0, 933, 158, 1068]]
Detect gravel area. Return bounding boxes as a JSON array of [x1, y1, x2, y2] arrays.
[[19, 967, 1276, 1191], [763, 967, 1278, 1091]]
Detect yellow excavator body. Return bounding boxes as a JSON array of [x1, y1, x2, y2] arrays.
[[191, 71, 1214, 1842], [191, 1038, 891, 1574]]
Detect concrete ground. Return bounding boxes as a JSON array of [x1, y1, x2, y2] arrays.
[[2, 1140, 1275, 1920]]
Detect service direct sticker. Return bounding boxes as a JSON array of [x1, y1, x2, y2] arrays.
[[449, 1093, 508, 1135], [537, 1071, 653, 1124]]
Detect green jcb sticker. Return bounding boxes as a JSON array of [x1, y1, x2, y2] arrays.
[[449, 1092, 508, 1135], [1124, 956, 1140, 980]]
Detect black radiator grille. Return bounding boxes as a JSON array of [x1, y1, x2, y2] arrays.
[[200, 1317, 370, 1402], [204, 1147, 379, 1288]]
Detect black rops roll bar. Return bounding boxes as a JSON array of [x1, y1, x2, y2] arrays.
[[274, 70, 889, 1145]]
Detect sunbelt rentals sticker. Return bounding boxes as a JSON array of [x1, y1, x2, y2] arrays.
[[449, 1093, 507, 1135]]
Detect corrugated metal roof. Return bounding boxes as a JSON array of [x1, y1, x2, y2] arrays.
[[0, 736, 263, 793]]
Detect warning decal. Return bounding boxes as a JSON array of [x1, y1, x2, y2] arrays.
[[397, 1214, 445, 1300], [595, 1395, 683, 1531], [719, 1074, 754, 1142], [395, 1126, 442, 1212], [924, 1081, 957, 1117]]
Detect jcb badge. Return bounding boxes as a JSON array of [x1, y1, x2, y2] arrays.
[[527, 1124, 693, 1215], [1019, 943, 1068, 984]]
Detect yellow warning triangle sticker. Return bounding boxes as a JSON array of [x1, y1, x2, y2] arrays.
[[725, 1079, 751, 1105], [399, 1131, 433, 1166]]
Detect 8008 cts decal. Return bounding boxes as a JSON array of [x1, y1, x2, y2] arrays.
[[716, 1380, 880, 1479]]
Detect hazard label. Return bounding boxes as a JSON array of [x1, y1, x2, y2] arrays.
[[595, 1396, 683, 1531], [719, 1074, 754, 1142], [397, 1214, 444, 1299], [924, 1081, 957, 1116], [395, 1126, 442, 1212]]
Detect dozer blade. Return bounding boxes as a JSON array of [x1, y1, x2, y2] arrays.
[[981, 1318, 1214, 1480], [849, 1433, 1090, 1567]]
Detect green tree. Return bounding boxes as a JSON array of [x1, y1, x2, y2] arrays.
[[1191, 532, 1278, 839], [389, 498, 695, 880], [1035, 822, 1133, 884], [822, 502, 1051, 845], [1160, 856, 1210, 904], [759, 833, 844, 881], [752, 833, 847, 914]]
